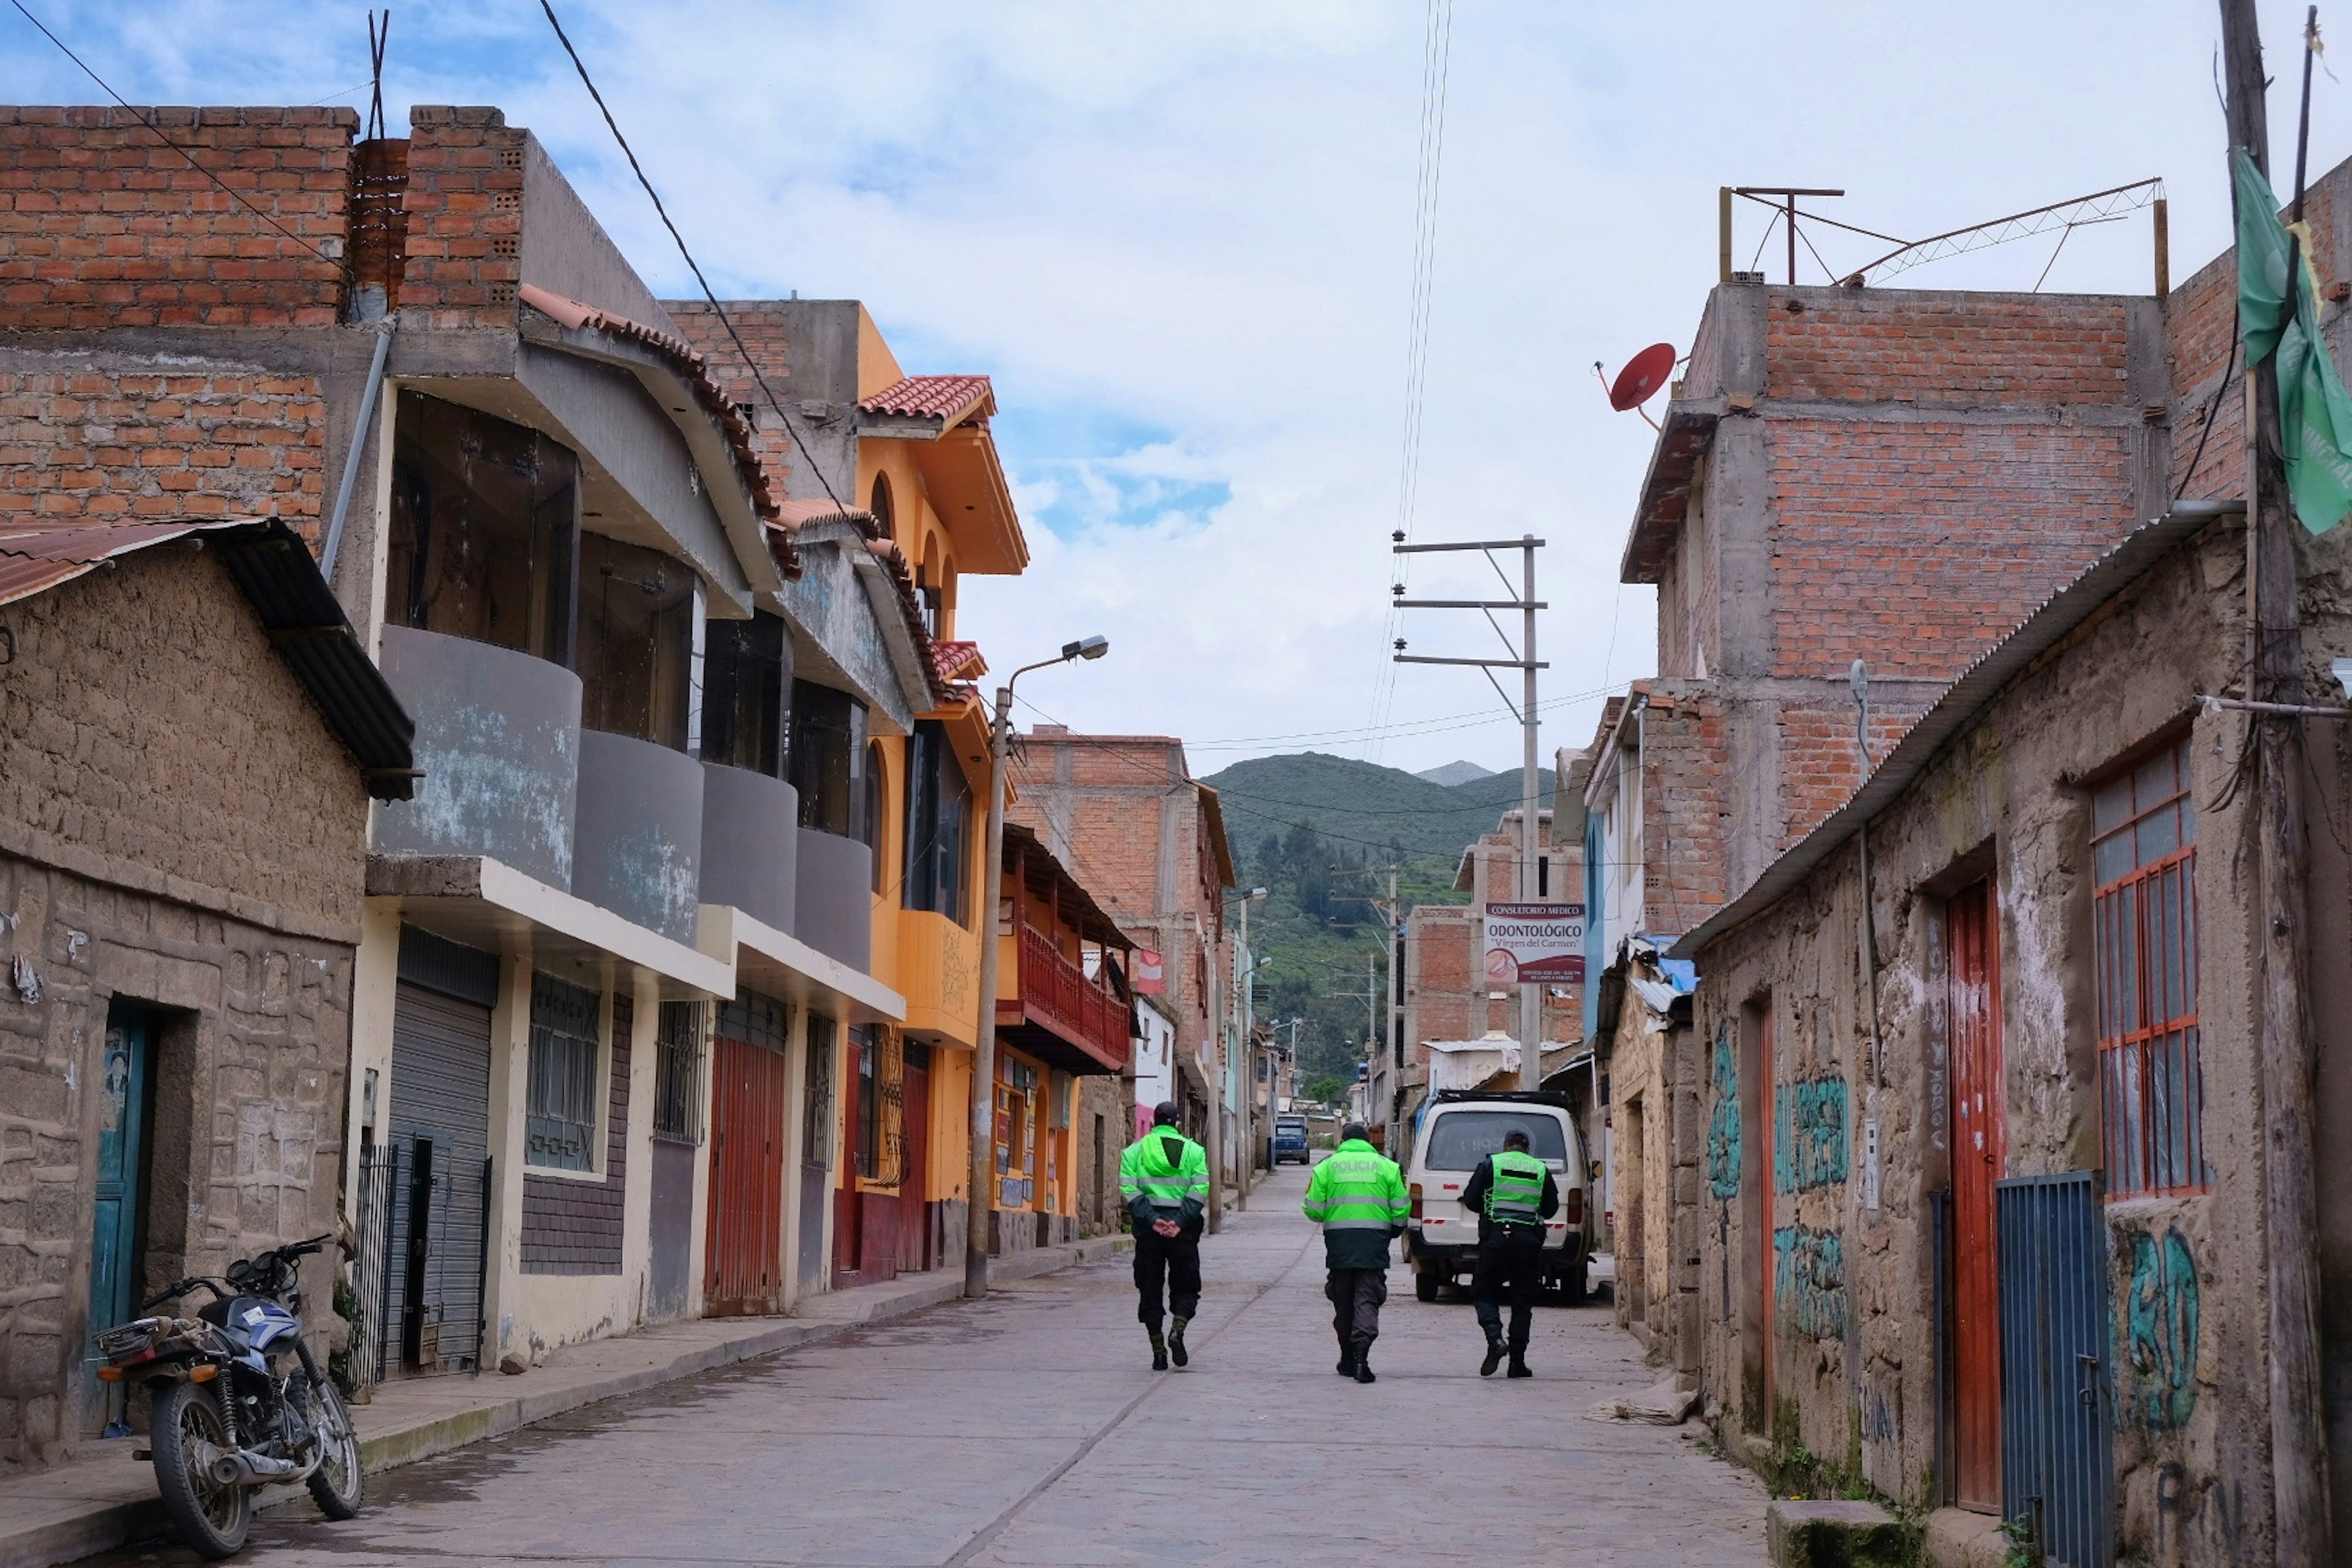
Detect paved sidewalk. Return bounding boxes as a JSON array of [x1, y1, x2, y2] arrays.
[[0, 1232, 1129, 1568], [57, 1167, 1765, 1567]]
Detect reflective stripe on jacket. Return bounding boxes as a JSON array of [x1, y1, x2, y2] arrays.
[[1482, 1149, 1548, 1226], [1302, 1139, 1409, 1231], [1120, 1129, 1209, 1221]]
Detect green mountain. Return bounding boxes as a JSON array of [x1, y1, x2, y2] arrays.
[[1200, 752, 1558, 1104], [1201, 751, 1557, 862]]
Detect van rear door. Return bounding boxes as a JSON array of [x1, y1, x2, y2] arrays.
[[1412, 1106, 1579, 1257]]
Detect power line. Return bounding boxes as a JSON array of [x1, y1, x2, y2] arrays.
[[8, 0, 353, 282], [537, 0, 842, 510]]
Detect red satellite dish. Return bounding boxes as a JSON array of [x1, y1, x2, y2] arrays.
[[1608, 342, 1677, 411]]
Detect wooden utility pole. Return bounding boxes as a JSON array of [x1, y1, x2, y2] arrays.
[[2218, 4, 2332, 1562]]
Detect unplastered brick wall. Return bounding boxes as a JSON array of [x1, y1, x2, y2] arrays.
[[668, 301, 798, 481], [1768, 417, 2139, 682], [1635, 694, 1729, 938], [0, 359, 326, 538], [396, 106, 523, 328], [0, 106, 355, 330], [1763, 289, 2135, 405], [1774, 701, 1923, 852]]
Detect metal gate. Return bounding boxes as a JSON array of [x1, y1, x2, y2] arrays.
[[349, 1142, 393, 1395], [385, 927, 499, 1377], [1997, 1171, 2113, 1567]]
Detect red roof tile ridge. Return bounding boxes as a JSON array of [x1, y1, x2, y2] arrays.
[[859, 374, 997, 423]]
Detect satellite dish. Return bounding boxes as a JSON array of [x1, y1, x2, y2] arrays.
[[1608, 342, 1678, 412]]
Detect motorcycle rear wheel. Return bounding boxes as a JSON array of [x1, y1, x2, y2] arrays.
[[303, 1378, 363, 1519], [151, 1381, 252, 1559]]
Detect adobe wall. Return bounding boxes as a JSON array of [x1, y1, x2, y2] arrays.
[[1682, 519, 2351, 1565], [0, 549, 366, 1466]]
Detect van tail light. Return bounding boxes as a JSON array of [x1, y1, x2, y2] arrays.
[[1564, 1186, 1585, 1226], [1409, 1182, 1424, 1221]]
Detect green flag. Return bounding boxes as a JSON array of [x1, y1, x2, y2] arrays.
[[2234, 147, 2352, 535]]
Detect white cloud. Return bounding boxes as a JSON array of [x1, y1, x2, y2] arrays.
[[8, 0, 2342, 770]]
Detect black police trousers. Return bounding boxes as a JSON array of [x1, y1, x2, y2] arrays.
[[1472, 1226, 1545, 1349], [1133, 1224, 1201, 1325]]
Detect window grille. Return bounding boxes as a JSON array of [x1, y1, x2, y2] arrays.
[[874, 1029, 905, 1188], [804, 1012, 837, 1165], [527, 974, 601, 1171], [653, 1000, 707, 1143], [2093, 735, 2206, 1197], [716, 989, 790, 1052]]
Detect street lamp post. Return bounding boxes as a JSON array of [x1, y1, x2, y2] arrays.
[[965, 635, 1109, 1300]]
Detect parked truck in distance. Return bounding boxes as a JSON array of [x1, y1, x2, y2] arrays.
[[1402, 1090, 1593, 1303], [1272, 1115, 1311, 1164]]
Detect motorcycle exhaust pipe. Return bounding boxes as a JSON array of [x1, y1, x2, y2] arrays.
[[209, 1450, 302, 1487]]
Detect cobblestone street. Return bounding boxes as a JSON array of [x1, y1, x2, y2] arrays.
[[85, 1168, 1764, 1568]]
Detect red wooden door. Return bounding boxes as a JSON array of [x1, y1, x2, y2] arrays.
[[1948, 880, 2005, 1511], [1758, 1004, 1775, 1422], [705, 1033, 787, 1316]]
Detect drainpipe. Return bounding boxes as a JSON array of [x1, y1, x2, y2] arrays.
[[321, 321, 395, 585]]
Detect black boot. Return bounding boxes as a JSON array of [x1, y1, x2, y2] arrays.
[[1506, 1347, 1531, 1379], [1335, 1343, 1355, 1376], [1353, 1348, 1376, 1384], [1147, 1325, 1168, 1372], [1480, 1329, 1506, 1378], [1167, 1315, 1190, 1368]]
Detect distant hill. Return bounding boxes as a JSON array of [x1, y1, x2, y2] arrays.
[[1202, 752, 1556, 862], [1413, 760, 1496, 787]]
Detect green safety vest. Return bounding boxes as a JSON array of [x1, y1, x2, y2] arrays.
[[1120, 1129, 1209, 1215], [1483, 1149, 1548, 1227], [1302, 1139, 1410, 1233]]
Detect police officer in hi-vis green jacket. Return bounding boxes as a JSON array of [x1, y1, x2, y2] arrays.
[[1118, 1101, 1210, 1371], [1458, 1128, 1560, 1377], [1301, 1121, 1409, 1384]]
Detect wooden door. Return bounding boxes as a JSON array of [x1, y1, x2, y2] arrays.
[[85, 1005, 149, 1434], [899, 1054, 931, 1273], [1948, 880, 2005, 1511], [705, 1033, 787, 1316], [1758, 1005, 1775, 1423]]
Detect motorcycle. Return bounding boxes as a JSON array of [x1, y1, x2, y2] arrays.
[[93, 1233, 363, 1558]]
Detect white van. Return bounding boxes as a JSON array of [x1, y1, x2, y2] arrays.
[[1403, 1090, 1593, 1303]]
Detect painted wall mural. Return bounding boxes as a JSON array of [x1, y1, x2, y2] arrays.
[[1706, 1021, 1741, 1199], [1773, 1224, 1848, 1340], [1772, 1075, 1849, 1194], [2119, 1226, 2201, 1431]]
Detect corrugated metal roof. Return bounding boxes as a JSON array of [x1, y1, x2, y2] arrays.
[[859, 374, 995, 426], [0, 517, 418, 800], [1668, 499, 2242, 962]]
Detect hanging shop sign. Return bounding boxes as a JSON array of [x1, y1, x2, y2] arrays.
[[1483, 903, 1588, 983]]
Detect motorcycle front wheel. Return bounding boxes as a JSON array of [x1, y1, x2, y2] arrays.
[[150, 1380, 253, 1559], [303, 1378, 363, 1519]]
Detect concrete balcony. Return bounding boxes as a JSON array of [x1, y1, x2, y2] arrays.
[[794, 830, 872, 972], [371, 625, 581, 888], [698, 763, 798, 934], [573, 730, 704, 944], [997, 925, 1129, 1075], [894, 908, 980, 1048]]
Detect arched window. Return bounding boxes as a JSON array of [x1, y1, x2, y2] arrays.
[[869, 473, 894, 540], [862, 739, 888, 892]]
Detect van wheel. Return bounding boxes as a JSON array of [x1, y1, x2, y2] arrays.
[[1561, 1264, 1589, 1305], [1414, 1270, 1441, 1303]]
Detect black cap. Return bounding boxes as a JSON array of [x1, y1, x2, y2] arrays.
[[1341, 1121, 1370, 1142], [1153, 1101, 1182, 1126], [1503, 1129, 1532, 1150]]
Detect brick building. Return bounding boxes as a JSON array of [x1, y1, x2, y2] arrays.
[[1003, 729, 1236, 1204], [0, 517, 411, 1465]]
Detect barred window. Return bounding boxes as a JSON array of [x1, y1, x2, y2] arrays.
[[2094, 735, 2206, 1197], [653, 1000, 707, 1144], [527, 974, 601, 1171]]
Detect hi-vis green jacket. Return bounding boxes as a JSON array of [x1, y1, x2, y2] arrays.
[[1301, 1138, 1409, 1270], [1120, 1128, 1210, 1234]]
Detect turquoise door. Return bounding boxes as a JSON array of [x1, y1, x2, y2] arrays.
[[85, 1005, 149, 1436]]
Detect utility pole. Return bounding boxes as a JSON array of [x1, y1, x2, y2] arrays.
[[1392, 532, 1547, 1095], [1233, 889, 1264, 1211], [2218, 4, 2331, 1561]]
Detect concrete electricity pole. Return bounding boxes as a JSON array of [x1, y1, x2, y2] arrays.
[[1231, 887, 1267, 1210], [2217, 2, 2331, 1559], [965, 636, 1109, 1302]]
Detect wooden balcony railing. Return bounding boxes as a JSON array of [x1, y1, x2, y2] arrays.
[[1005, 924, 1129, 1071]]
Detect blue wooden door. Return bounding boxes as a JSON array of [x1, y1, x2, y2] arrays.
[[86, 1005, 149, 1435]]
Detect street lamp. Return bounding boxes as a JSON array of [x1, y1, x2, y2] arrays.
[[965, 635, 1110, 1300]]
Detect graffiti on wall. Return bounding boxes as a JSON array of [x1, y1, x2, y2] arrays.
[[1773, 1224, 1847, 1340], [1772, 1076, 1849, 1194], [2120, 1226, 2200, 1431], [1705, 1022, 1741, 1199]]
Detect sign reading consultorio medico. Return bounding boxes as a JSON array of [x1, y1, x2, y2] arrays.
[[1483, 903, 1588, 984]]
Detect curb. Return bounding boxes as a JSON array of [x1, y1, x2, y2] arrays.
[[0, 1234, 1133, 1568]]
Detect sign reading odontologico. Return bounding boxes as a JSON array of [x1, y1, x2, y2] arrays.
[[1483, 903, 1588, 984]]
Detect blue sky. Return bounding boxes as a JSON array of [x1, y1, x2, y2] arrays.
[[8, 2, 2349, 772]]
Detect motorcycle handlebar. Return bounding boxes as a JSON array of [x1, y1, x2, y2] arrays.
[[137, 1276, 227, 1311]]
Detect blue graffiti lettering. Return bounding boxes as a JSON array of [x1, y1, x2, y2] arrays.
[[1773, 1225, 1847, 1341], [1706, 1022, 1741, 1199], [1773, 1076, 1849, 1194], [2122, 1227, 2199, 1431]]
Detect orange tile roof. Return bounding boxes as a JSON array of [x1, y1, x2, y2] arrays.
[[860, 374, 995, 426]]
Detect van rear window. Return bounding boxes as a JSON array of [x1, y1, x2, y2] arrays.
[[1423, 1111, 1567, 1169]]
